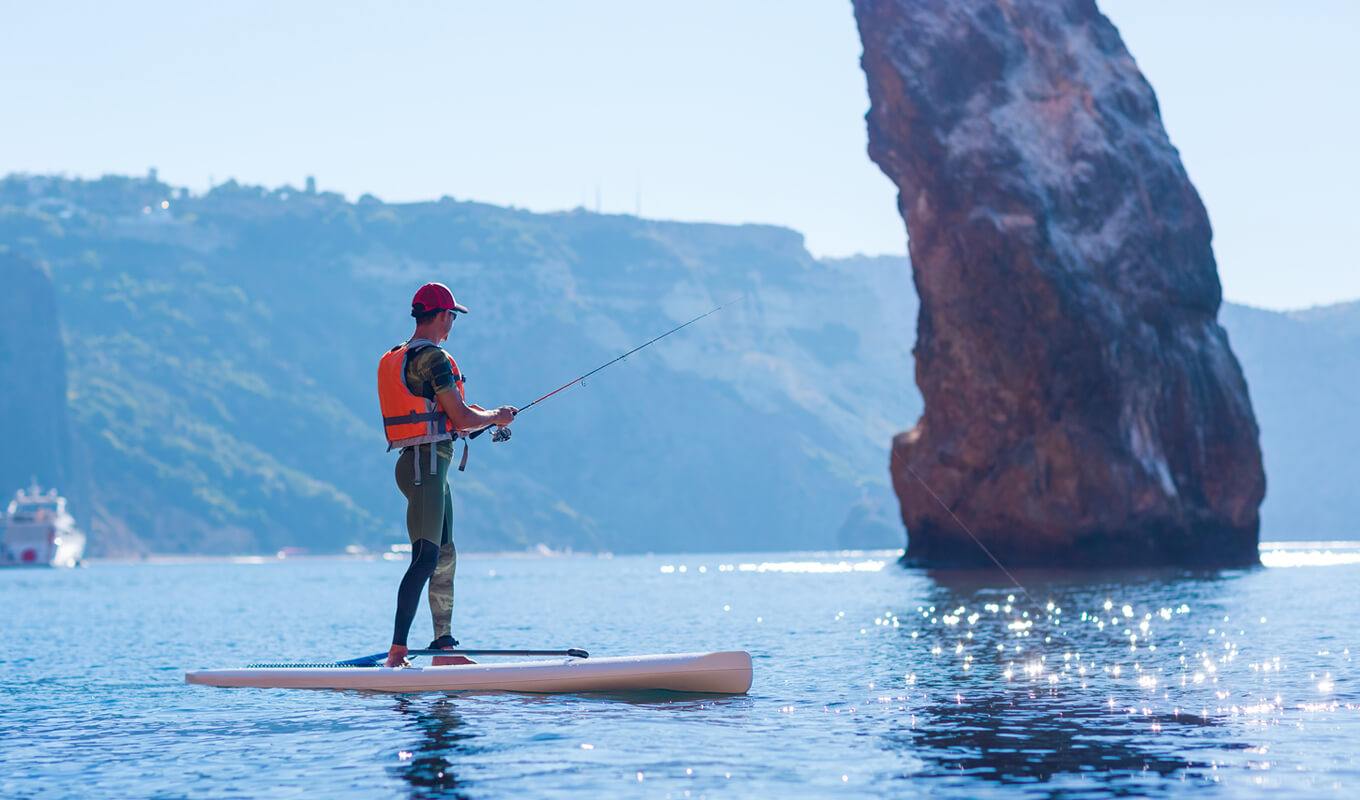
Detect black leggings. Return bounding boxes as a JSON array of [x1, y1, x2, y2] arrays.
[[392, 539, 440, 646]]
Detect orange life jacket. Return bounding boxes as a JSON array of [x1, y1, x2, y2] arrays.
[[377, 338, 466, 452]]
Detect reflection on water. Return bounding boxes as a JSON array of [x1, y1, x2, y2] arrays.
[[893, 693, 1218, 787], [900, 568, 1230, 787], [390, 698, 477, 800]]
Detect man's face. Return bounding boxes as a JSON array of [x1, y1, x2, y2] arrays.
[[441, 310, 456, 341]]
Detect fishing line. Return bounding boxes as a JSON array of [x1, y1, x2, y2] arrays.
[[891, 446, 1085, 650], [890, 445, 1045, 613], [470, 297, 741, 440], [516, 298, 737, 415]]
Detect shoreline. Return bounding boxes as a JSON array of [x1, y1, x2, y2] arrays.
[[74, 540, 1360, 566], [82, 548, 910, 565]]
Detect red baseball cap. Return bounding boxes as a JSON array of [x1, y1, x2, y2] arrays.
[[411, 283, 468, 317]]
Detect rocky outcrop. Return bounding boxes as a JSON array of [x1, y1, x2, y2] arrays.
[[0, 252, 89, 518], [854, 0, 1266, 566]]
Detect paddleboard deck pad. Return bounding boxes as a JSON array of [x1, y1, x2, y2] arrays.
[[186, 650, 752, 694]]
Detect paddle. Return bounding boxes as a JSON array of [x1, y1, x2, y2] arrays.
[[408, 648, 589, 659], [339, 648, 589, 666]]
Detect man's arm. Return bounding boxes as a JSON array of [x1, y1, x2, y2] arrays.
[[436, 387, 514, 431], [416, 348, 514, 430]]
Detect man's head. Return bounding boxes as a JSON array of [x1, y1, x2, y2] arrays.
[[411, 283, 468, 342]]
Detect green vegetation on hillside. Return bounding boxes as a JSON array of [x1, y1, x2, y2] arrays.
[[1, 174, 918, 555]]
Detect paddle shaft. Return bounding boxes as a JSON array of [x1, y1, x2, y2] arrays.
[[408, 648, 589, 658], [342, 648, 589, 665]]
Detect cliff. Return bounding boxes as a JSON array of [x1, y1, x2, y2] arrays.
[[1221, 301, 1360, 542], [853, 0, 1266, 566], [0, 252, 90, 526]]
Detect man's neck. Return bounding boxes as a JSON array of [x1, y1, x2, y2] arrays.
[[411, 324, 443, 344]]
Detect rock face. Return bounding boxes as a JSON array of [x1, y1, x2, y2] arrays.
[[853, 0, 1266, 566], [0, 252, 88, 516]]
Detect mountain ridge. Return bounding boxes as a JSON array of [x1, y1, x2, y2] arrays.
[[2, 173, 917, 556]]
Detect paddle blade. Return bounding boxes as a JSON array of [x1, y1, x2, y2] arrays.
[[339, 652, 387, 666]]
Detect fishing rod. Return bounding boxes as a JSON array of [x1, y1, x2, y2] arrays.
[[468, 299, 737, 441]]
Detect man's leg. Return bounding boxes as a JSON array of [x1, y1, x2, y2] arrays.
[[428, 481, 456, 642], [388, 446, 447, 667], [429, 481, 472, 665], [390, 540, 439, 664]]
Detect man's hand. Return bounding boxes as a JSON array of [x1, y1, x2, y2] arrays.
[[493, 406, 517, 427]]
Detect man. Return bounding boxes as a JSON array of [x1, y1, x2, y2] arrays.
[[377, 283, 516, 668]]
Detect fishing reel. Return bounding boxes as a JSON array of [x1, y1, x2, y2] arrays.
[[491, 426, 512, 443]]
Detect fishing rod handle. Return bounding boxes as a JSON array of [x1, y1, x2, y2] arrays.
[[468, 408, 516, 440], [468, 425, 508, 441]]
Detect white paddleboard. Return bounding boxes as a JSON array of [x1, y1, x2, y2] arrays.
[[186, 650, 752, 694]]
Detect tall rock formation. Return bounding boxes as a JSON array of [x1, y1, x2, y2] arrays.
[[853, 0, 1266, 566]]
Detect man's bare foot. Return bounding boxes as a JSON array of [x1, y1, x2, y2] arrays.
[[385, 645, 409, 668], [432, 653, 476, 666], [427, 635, 471, 666]]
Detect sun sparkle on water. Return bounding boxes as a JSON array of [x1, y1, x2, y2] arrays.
[[651, 550, 1360, 741]]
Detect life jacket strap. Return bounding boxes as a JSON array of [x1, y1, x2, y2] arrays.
[[383, 410, 448, 426]]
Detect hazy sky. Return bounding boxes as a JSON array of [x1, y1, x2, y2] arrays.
[[3, 1, 1355, 310]]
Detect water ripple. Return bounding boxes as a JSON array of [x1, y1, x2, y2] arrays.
[[1, 549, 1357, 798]]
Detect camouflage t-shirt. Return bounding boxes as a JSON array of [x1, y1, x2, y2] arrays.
[[401, 342, 461, 457]]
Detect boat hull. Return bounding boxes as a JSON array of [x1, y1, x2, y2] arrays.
[[186, 650, 752, 694], [0, 524, 85, 568]]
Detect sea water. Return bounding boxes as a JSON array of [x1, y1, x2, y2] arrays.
[[1, 544, 1357, 799]]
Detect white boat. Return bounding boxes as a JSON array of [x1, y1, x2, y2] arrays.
[[186, 650, 752, 694], [0, 482, 85, 568]]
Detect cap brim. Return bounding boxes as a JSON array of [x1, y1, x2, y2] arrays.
[[452, 302, 469, 314]]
